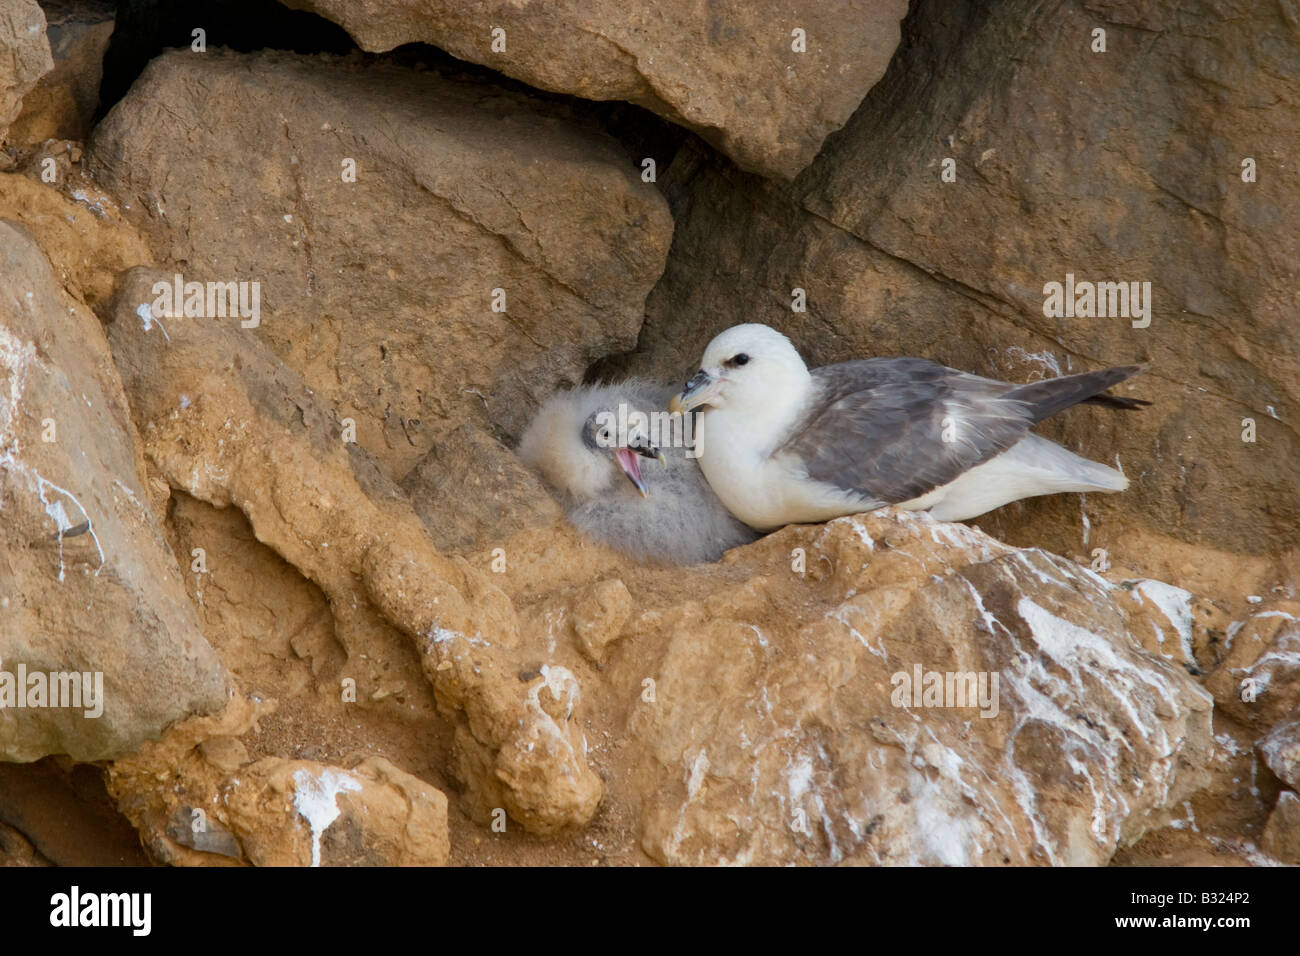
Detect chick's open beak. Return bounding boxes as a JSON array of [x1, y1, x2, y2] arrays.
[[614, 447, 649, 497], [613, 435, 666, 497], [669, 370, 721, 414]]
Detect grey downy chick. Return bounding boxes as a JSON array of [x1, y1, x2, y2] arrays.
[[517, 380, 760, 565]]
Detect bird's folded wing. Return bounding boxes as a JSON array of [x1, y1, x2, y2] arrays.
[[780, 358, 1035, 504], [783, 359, 1146, 505]]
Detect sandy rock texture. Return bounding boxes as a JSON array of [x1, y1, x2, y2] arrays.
[[616, 512, 1213, 865], [0, 219, 228, 761], [0, 0, 52, 144], [104, 264, 602, 841], [106, 695, 450, 866], [0, 158, 150, 308], [89, 48, 673, 480], [280, 0, 909, 179], [401, 423, 562, 556], [7, 0, 113, 144]]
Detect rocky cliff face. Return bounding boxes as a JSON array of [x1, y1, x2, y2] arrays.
[[0, 0, 1295, 867]]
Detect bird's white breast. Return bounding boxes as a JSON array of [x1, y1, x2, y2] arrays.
[[697, 409, 865, 530]]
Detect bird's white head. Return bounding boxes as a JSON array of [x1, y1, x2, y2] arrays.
[[669, 325, 812, 439]]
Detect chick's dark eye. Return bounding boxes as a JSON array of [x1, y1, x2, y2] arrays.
[[729, 353, 750, 367]]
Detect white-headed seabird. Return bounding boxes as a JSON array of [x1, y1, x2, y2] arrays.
[[518, 380, 760, 565], [669, 324, 1147, 530]]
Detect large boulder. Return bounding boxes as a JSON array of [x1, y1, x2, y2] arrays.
[[610, 511, 1214, 865], [0, 220, 229, 761], [280, 0, 909, 179], [615, 0, 1300, 575], [89, 48, 673, 479]]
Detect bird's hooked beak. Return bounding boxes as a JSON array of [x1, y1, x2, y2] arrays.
[[613, 437, 666, 498], [669, 369, 722, 414]]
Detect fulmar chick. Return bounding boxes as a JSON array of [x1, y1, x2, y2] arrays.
[[518, 380, 760, 565]]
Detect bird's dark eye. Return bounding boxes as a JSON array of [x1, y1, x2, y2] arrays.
[[728, 353, 750, 367]]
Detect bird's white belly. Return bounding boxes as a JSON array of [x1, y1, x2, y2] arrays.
[[897, 462, 1035, 521], [899, 437, 1122, 521], [700, 441, 868, 531]]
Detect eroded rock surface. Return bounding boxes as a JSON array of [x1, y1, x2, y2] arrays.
[[615, 512, 1213, 865], [89, 48, 673, 478], [105, 265, 602, 836], [280, 0, 909, 179], [107, 695, 450, 866], [0, 222, 228, 761], [229, 755, 451, 866], [0, 0, 52, 145], [8, 0, 114, 144]]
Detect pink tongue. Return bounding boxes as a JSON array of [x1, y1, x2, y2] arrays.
[[614, 447, 645, 491]]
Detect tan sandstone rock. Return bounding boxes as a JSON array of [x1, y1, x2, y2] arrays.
[[0, 0, 52, 144], [280, 0, 909, 179], [401, 423, 562, 556], [88, 48, 673, 479], [0, 168, 152, 310], [607, 511, 1214, 865], [108, 694, 450, 866], [226, 755, 450, 866], [8, 0, 114, 144], [105, 265, 602, 837], [0, 220, 229, 761]]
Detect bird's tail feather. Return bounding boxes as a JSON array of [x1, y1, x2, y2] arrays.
[[1002, 434, 1128, 491], [1081, 392, 1152, 412], [1008, 365, 1147, 423]]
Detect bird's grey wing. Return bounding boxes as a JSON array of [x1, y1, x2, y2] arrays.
[[780, 359, 1035, 505]]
